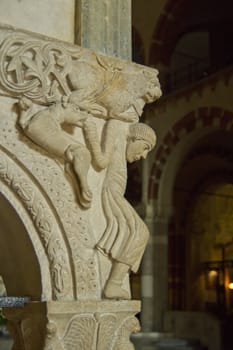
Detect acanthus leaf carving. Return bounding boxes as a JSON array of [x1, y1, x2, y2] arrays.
[[113, 316, 140, 350], [62, 316, 96, 350], [96, 314, 117, 350]]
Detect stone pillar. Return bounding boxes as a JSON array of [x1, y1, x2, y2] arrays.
[[140, 231, 155, 332], [75, 0, 132, 60], [140, 212, 170, 332], [140, 138, 155, 332], [153, 216, 170, 331]]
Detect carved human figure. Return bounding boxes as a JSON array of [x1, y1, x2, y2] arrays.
[[17, 98, 93, 208], [10, 37, 160, 209], [17, 60, 160, 208], [94, 122, 157, 299]]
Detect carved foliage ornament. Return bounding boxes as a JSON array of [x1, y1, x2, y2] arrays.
[[0, 34, 77, 103], [4, 307, 140, 350], [61, 313, 139, 350]]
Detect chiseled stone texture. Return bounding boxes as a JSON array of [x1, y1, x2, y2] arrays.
[[0, 0, 75, 43], [76, 0, 132, 59], [0, 23, 161, 349], [3, 301, 141, 350]]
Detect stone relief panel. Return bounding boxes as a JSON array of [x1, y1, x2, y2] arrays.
[[0, 24, 161, 301], [0, 93, 99, 300], [3, 301, 141, 350]]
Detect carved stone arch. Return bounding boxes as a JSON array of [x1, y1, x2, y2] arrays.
[[0, 146, 74, 300], [0, 188, 46, 299], [149, 0, 230, 66], [149, 0, 186, 66]]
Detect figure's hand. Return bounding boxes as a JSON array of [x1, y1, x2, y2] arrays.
[[83, 118, 96, 130], [87, 103, 108, 118], [65, 103, 89, 126]]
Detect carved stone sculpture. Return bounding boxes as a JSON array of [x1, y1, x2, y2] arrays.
[[96, 122, 157, 299], [0, 24, 161, 349]]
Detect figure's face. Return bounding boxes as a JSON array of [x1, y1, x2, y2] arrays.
[[143, 83, 162, 103], [126, 139, 152, 163]]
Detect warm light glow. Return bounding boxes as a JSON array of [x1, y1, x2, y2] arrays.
[[209, 270, 218, 278], [228, 282, 233, 290], [205, 270, 218, 289]]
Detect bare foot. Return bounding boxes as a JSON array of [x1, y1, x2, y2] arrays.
[[104, 281, 130, 300], [18, 97, 33, 128]]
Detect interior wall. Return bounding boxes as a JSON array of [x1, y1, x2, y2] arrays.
[[0, 0, 75, 43]]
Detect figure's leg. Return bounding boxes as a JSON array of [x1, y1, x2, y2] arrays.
[[20, 105, 92, 208], [104, 261, 130, 300], [65, 145, 92, 207]]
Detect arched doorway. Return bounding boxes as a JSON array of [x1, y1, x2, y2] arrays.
[[0, 193, 43, 348], [149, 109, 233, 336], [185, 182, 233, 315], [171, 130, 233, 312], [0, 193, 42, 299]]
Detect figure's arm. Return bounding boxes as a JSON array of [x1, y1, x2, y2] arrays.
[[83, 119, 118, 169]]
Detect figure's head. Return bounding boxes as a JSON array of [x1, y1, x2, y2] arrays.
[[126, 123, 156, 163]]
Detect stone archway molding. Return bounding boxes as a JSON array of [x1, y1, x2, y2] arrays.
[[149, 0, 186, 65], [0, 145, 74, 301]]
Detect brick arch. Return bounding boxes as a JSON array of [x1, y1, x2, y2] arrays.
[[149, 107, 233, 200], [149, 0, 187, 65]]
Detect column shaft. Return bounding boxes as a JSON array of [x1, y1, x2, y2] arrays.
[[75, 0, 132, 59]]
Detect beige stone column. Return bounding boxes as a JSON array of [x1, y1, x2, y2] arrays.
[[75, 0, 132, 60], [140, 212, 170, 332], [153, 217, 170, 331], [140, 143, 156, 332], [140, 229, 155, 332]]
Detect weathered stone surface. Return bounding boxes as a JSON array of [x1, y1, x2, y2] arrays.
[[0, 23, 161, 348], [0, 0, 75, 43], [76, 0, 132, 59], [3, 301, 140, 350]]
